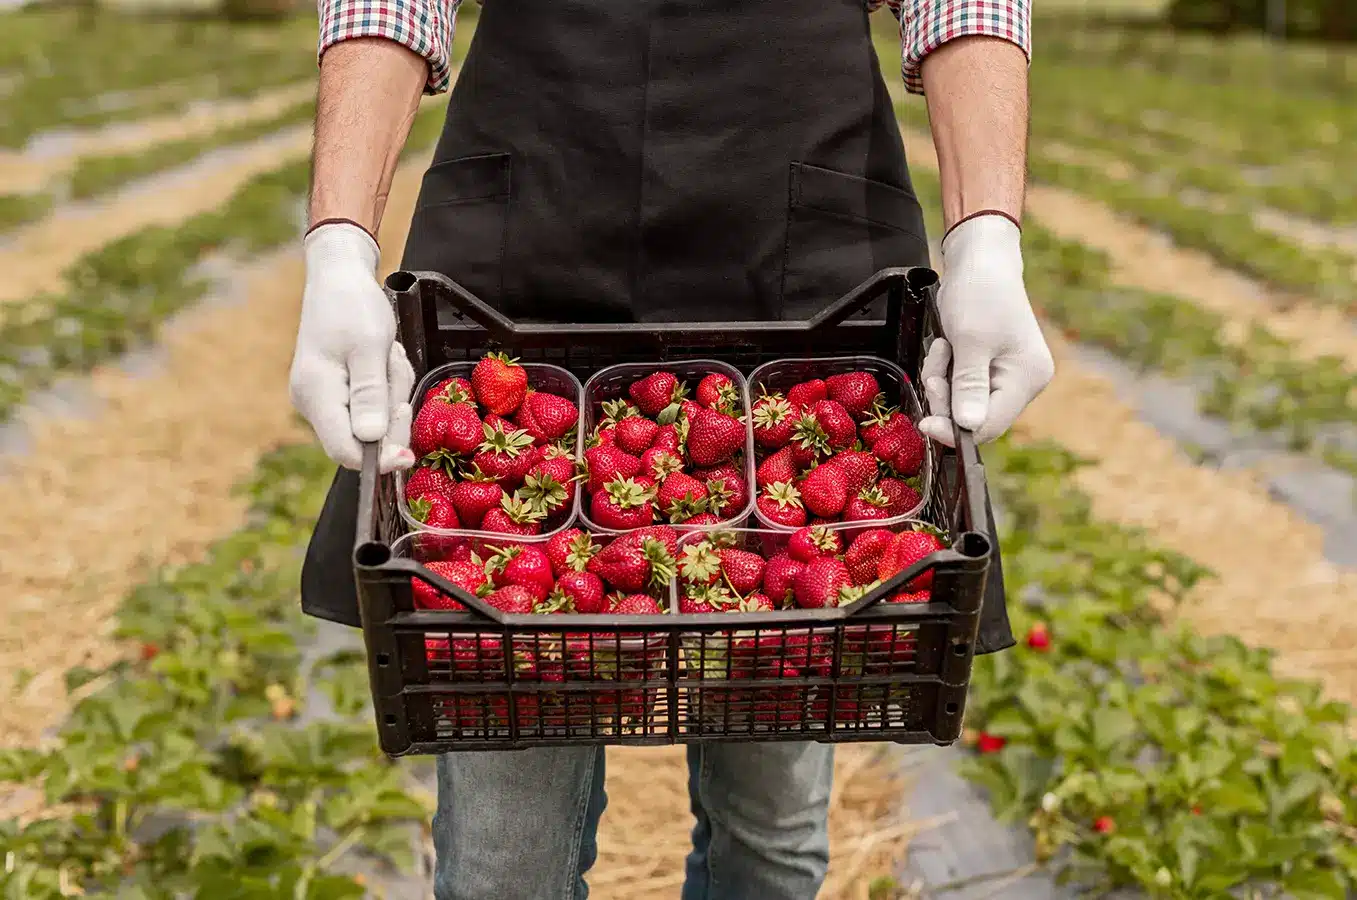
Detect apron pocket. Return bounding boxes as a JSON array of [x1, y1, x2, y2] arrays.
[[403, 152, 513, 308], [780, 162, 928, 320]]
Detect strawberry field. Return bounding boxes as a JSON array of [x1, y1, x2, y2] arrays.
[[1, 2, 1354, 899]]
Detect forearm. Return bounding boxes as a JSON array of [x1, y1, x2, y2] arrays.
[[309, 37, 428, 234], [920, 35, 1029, 233]]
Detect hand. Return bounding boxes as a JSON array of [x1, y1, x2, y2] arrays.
[[917, 214, 1054, 447], [289, 222, 416, 472]]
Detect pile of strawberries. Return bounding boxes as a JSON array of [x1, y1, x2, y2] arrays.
[[750, 370, 927, 528], [403, 353, 582, 536], [582, 370, 750, 529]]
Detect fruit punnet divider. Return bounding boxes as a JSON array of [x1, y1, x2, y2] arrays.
[[578, 359, 756, 534], [746, 355, 931, 529], [352, 267, 996, 756], [394, 360, 585, 541]]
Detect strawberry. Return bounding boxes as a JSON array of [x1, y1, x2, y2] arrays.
[[750, 393, 798, 449], [484, 584, 539, 614], [588, 535, 676, 594], [404, 462, 458, 504], [682, 512, 723, 526], [591, 425, 618, 446], [408, 493, 460, 530], [787, 379, 828, 408], [755, 446, 800, 489], [471, 352, 529, 415], [877, 528, 946, 590], [844, 486, 893, 522], [590, 477, 655, 530], [481, 494, 546, 536], [757, 482, 807, 527], [686, 408, 745, 467], [412, 560, 483, 610], [975, 732, 1007, 754], [527, 447, 579, 495], [555, 571, 607, 614], [741, 592, 775, 612], [793, 557, 852, 609], [651, 423, 685, 454], [657, 472, 709, 521], [629, 372, 686, 417], [678, 541, 722, 588], [473, 422, 538, 487], [1093, 816, 1115, 835], [678, 585, 721, 614], [614, 594, 665, 615], [546, 528, 597, 576], [640, 446, 685, 482], [696, 373, 739, 411], [449, 470, 505, 529], [584, 444, 642, 494], [799, 462, 849, 518], [614, 415, 660, 455], [787, 525, 843, 563], [719, 549, 766, 594], [412, 392, 485, 457], [873, 421, 926, 476], [888, 590, 931, 603], [877, 476, 922, 515], [833, 450, 879, 495], [1026, 622, 1052, 652], [696, 464, 748, 518], [789, 413, 832, 460], [825, 371, 881, 418], [624, 525, 680, 558], [517, 390, 579, 443], [422, 376, 475, 408], [488, 545, 555, 602], [810, 400, 857, 450], [844, 528, 896, 585], [483, 412, 516, 433], [860, 403, 908, 448]]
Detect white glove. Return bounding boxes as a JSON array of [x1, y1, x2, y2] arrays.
[[918, 214, 1055, 447], [289, 222, 416, 473]]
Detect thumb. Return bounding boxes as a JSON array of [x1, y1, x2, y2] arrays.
[[949, 342, 993, 432], [348, 343, 391, 442]]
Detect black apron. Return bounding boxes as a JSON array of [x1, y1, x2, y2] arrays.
[[301, 0, 1015, 653]]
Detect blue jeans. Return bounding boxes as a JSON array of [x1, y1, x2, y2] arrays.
[[432, 742, 835, 900]]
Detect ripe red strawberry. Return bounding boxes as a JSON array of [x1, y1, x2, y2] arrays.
[[844, 528, 895, 585], [481, 494, 546, 536], [657, 472, 708, 521], [592, 425, 618, 446], [629, 372, 686, 417], [833, 450, 878, 495], [408, 493, 460, 532], [877, 477, 922, 515], [873, 421, 926, 476], [489, 545, 555, 602], [755, 446, 800, 489], [412, 560, 484, 610], [1026, 622, 1052, 652], [787, 379, 828, 408], [546, 528, 597, 576], [696, 373, 739, 411], [614, 594, 664, 615], [844, 487, 893, 522], [678, 586, 721, 614], [678, 541, 722, 587], [696, 464, 748, 518], [556, 571, 607, 614], [799, 462, 849, 518], [471, 352, 529, 415], [590, 477, 655, 530], [640, 446, 684, 483], [877, 529, 946, 590], [422, 376, 475, 408], [789, 413, 832, 460], [682, 512, 723, 526], [825, 371, 881, 418], [756, 481, 807, 527], [473, 422, 538, 487], [404, 462, 458, 504], [449, 472, 505, 529], [809, 400, 857, 450], [793, 557, 851, 609], [517, 390, 579, 443], [787, 525, 843, 563], [484, 584, 539, 614], [1093, 816, 1115, 835], [624, 524, 680, 557], [527, 447, 578, 495], [412, 393, 485, 457], [588, 535, 676, 594], [974, 731, 1006, 754], [741, 592, 775, 612], [651, 423, 684, 454], [613, 415, 660, 455], [686, 408, 744, 467], [860, 404, 908, 448], [719, 549, 766, 594], [888, 590, 931, 603], [585, 444, 642, 494]]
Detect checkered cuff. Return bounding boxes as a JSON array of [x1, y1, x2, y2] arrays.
[[318, 0, 462, 94], [899, 0, 1031, 95]]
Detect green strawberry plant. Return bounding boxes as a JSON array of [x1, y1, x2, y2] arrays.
[[961, 439, 1356, 899], [0, 444, 430, 899]]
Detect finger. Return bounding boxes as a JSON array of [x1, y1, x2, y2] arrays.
[[918, 415, 957, 448], [949, 342, 994, 432], [300, 366, 365, 469], [380, 402, 416, 474], [920, 338, 952, 420], [387, 342, 416, 411], [348, 343, 391, 442], [973, 359, 1031, 444]]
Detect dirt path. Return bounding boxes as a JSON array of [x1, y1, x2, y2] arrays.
[[0, 82, 315, 196], [0, 126, 314, 310], [901, 130, 1357, 371], [0, 152, 432, 750]]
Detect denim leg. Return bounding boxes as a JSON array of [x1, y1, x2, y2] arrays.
[[432, 747, 607, 900], [681, 742, 835, 900]]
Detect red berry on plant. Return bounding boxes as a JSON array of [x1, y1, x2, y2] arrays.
[[975, 732, 1007, 754]]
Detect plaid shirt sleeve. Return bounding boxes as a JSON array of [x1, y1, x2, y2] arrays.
[[875, 0, 1031, 95], [317, 0, 462, 94]]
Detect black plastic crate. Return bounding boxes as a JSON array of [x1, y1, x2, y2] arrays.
[[352, 267, 996, 756]]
